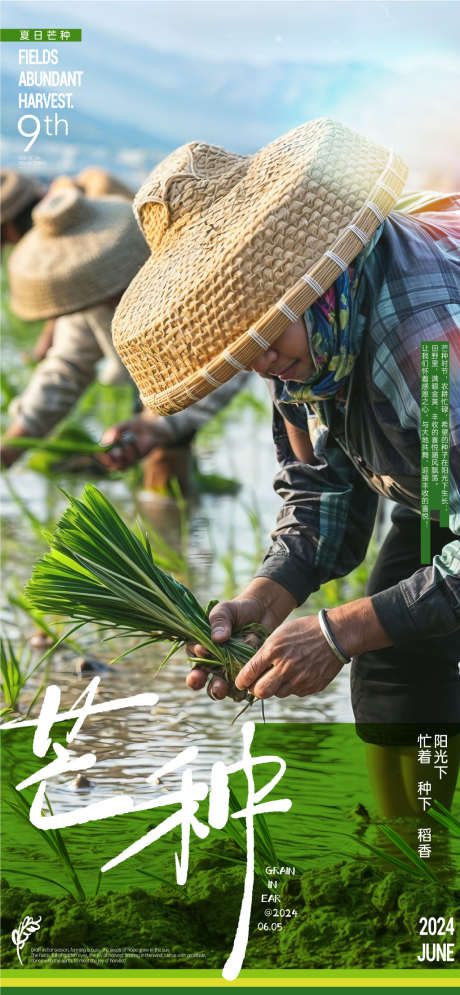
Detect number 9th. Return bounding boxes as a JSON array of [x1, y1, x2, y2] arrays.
[[18, 113, 69, 150]]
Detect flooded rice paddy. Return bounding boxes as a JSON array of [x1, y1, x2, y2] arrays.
[[2, 295, 460, 973], [1, 377, 358, 812]]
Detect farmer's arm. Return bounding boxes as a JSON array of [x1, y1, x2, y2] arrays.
[[100, 371, 251, 469], [237, 485, 460, 701], [188, 397, 380, 698], [237, 308, 460, 697], [254, 395, 379, 603], [4, 310, 104, 451]]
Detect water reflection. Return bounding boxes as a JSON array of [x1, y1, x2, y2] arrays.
[[1, 377, 354, 813]]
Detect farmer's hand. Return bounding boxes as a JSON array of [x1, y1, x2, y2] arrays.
[[235, 597, 392, 699], [234, 615, 343, 698], [186, 577, 297, 702], [99, 415, 175, 470]]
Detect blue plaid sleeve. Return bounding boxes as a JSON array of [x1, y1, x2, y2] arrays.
[[255, 400, 378, 604]]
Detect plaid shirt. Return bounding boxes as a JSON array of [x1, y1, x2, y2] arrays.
[[256, 195, 460, 645]]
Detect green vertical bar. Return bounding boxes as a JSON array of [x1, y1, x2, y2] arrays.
[[420, 342, 430, 563], [439, 342, 450, 527], [429, 342, 441, 522], [421, 341, 450, 562]]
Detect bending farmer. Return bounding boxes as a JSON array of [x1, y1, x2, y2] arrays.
[[111, 120, 460, 815]]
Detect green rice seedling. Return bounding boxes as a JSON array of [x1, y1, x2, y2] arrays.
[[25, 485, 264, 694], [3, 475, 46, 541], [428, 799, 460, 837], [0, 369, 18, 412], [4, 788, 89, 901], [1, 420, 112, 479], [5, 469, 184, 577], [2, 432, 112, 457], [0, 626, 80, 716], [1, 640, 35, 716], [194, 471, 241, 496], [130, 513, 187, 576], [351, 827, 440, 884], [27, 423, 112, 477], [8, 592, 86, 656], [220, 786, 283, 878]]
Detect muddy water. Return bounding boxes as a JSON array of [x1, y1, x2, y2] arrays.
[[1, 374, 355, 812]]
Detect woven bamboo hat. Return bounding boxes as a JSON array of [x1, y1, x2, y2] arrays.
[[112, 118, 407, 415], [1, 169, 46, 224], [8, 187, 149, 320]]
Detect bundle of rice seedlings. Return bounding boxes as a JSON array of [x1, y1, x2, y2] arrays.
[[25, 485, 263, 697]]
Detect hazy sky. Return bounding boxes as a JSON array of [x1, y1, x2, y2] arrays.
[[3, 1, 460, 184], [5, 1, 459, 67]]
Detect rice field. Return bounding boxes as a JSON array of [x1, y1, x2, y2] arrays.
[[2, 268, 459, 974]]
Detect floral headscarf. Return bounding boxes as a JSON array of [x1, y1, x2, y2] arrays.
[[279, 223, 385, 406]]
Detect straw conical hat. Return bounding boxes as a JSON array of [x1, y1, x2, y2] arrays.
[[8, 187, 149, 320], [77, 167, 134, 200], [47, 174, 80, 196], [0, 169, 46, 224], [49, 169, 134, 201], [112, 118, 407, 415]]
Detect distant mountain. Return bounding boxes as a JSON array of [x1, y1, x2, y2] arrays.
[[1, 40, 394, 181], [2, 70, 172, 154]]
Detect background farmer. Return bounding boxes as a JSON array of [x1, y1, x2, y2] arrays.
[[1, 168, 134, 366], [112, 119, 460, 818], [1, 187, 147, 469], [1, 185, 248, 482], [0, 169, 45, 247]]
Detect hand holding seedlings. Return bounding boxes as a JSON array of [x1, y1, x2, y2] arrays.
[[25, 485, 262, 705], [233, 598, 392, 699], [188, 587, 393, 700], [186, 577, 297, 701], [233, 615, 344, 699], [99, 415, 176, 470]]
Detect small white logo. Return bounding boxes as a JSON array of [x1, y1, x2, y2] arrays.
[[12, 915, 42, 965]]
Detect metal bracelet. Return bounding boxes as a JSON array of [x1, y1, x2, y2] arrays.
[[318, 609, 351, 666]]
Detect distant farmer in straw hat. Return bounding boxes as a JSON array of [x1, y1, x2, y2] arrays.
[[48, 166, 135, 202], [0, 169, 57, 364], [1, 186, 248, 480], [1, 168, 132, 365], [0, 167, 133, 248], [112, 118, 460, 818], [33, 168, 134, 373], [0, 169, 46, 246]]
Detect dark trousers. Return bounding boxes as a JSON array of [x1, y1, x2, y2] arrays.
[[351, 505, 460, 746]]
